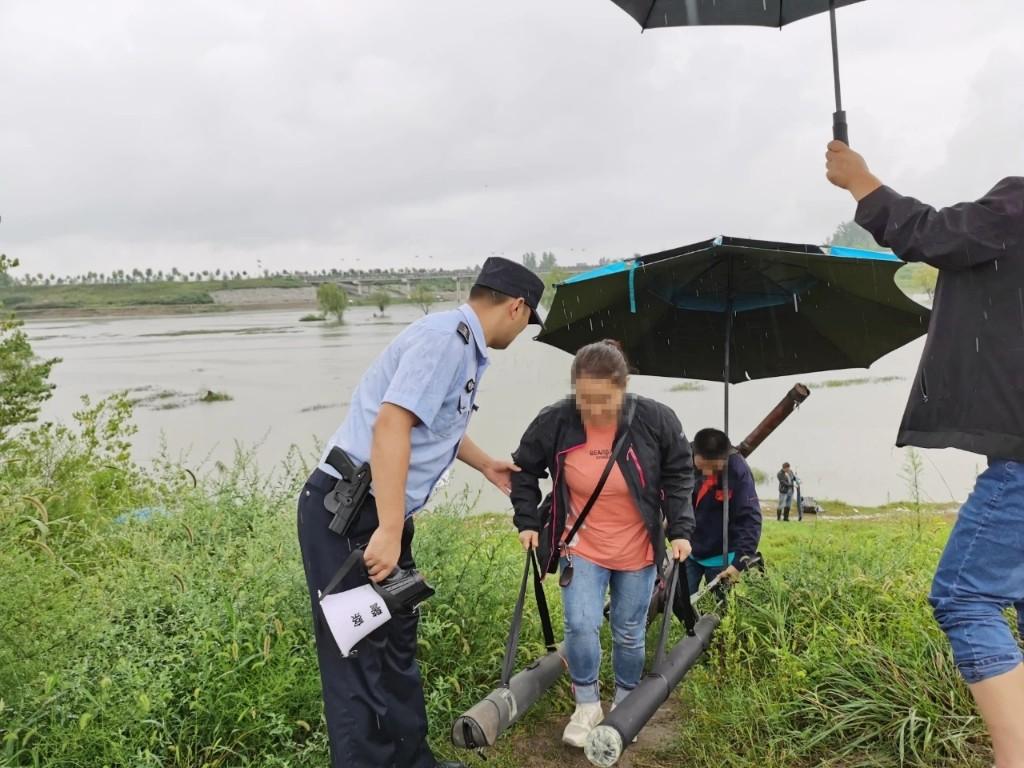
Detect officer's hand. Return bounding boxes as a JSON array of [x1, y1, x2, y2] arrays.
[[670, 538, 692, 562], [519, 530, 539, 551], [482, 460, 521, 496], [364, 528, 401, 583], [721, 565, 741, 584], [825, 140, 882, 201]]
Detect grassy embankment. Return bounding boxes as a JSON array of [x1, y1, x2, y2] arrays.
[[0, 395, 989, 768], [0, 278, 306, 314]]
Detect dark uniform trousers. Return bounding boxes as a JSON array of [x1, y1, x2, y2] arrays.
[[298, 469, 435, 768]]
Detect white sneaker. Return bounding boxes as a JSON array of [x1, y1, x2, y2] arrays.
[[562, 702, 604, 748]]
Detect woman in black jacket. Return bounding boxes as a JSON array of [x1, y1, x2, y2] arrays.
[[510, 340, 695, 749]]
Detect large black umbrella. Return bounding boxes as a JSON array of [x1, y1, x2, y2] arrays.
[[538, 235, 928, 566], [606, 0, 868, 144]]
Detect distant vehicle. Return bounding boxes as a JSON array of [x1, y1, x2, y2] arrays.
[[800, 496, 825, 516]]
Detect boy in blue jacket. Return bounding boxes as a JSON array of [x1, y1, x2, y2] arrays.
[[686, 428, 763, 595]]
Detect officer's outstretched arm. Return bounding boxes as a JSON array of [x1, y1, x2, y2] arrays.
[[364, 403, 416, 583]]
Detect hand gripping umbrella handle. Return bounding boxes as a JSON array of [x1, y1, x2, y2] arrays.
[[833, 110, 849, 146]]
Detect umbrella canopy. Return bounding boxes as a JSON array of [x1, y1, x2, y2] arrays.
[[609, 0, 866, 28], [539, 235, 927, 573], [605, 0, 870, 143], [538, 236, 929, 383]]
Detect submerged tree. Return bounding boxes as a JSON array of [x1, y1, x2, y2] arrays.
[[317, 282, 349, 322]]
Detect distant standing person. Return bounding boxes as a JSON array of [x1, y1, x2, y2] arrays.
[[827, 140, 1024, 768], [777, 463, 795, 522]]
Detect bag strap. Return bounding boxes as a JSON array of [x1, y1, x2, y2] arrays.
[[561, 396, 637, 552], [500, 550, 556, 687], [653, 557, 698, 668], [531, 549, 557, 652], [319, 548, 366, 601]]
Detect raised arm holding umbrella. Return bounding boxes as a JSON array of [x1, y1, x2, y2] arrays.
[[827, 139, 1024, 767]]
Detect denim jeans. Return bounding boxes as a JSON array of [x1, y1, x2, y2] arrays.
[[778, 491, 794, 520], [560, 556, 656, 704], [929, 459, 1024, 685]]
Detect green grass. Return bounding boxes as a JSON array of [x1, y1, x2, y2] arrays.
[[0, 277, 305, 312], [814, 376, 906, 389], [0, 397, 990, 767], [198, 390, 233, 403], [298, 314, 325, 322]]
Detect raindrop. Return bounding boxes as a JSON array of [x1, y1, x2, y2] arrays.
[[589, 319, 594, 332], [792, 294, 799, 312], [976, 337, 980, 353], [745, 370, 752, 380], [995, 259, 1000, 271]]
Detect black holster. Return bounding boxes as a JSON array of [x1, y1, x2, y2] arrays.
[[323, 447, 372, 536]]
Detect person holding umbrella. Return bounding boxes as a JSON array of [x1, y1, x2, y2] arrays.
[[510, 340, 695, 749], [826, 140, 1024, 767]]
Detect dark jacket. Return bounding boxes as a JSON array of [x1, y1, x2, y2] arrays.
[[693, 453, 762, 571], [777, 469, 794, 495], [510, 394, 696, 573], [856, 178, 1024, 461]]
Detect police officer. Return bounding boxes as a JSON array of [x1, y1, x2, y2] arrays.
[[298, 257, 545, 768]]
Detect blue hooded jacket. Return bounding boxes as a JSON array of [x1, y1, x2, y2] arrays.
[[691, 452, 762, 570]]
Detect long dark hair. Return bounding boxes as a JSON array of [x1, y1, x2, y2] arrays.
[[571, 339, 630, 388]]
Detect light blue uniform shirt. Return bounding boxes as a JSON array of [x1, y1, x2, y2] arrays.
[[318, 305, 489, 516]]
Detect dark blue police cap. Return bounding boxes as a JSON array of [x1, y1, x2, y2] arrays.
[[473, 257, 546, 327]]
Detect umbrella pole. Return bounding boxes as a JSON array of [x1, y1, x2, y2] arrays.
[[722, 279, 733, 580], [829, 0, 849, 145]]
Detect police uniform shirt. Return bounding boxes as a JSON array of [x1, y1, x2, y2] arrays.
[[318, 304, 489, 516]]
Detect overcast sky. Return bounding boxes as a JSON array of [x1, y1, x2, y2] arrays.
[[1, 0, 1022, 277]]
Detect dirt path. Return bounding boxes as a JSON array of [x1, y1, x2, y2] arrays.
[[499, 702, 680, 768]]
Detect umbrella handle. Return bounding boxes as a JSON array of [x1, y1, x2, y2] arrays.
[[832, 110, 849, 146]]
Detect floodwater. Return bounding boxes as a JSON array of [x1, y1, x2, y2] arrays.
[[26, 304, 981, 510]]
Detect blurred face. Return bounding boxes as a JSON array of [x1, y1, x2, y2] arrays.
[[694, 455, 727, 477], [490, 297, 531, 350], [574, 375, 625, 429]]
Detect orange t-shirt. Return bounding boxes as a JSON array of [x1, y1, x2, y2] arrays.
[[562, 423, 654, 571]]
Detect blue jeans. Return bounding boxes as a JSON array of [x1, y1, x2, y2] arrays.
[[778, 491, 794, 520], [685, 559, 726, 597], [560, 556, 656, 704], [929, 459, 1024, 685]]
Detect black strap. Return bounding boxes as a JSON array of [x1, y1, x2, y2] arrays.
[[531, 550, 556, 651], [561, 396, 637, 553], [319, 548, 366, 600], [653, 557, 699, 668], [500, 554, 532, 686], [676, 561, 698, 635], [500, 550, 556, 687], [653, 558, 680, 668]]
